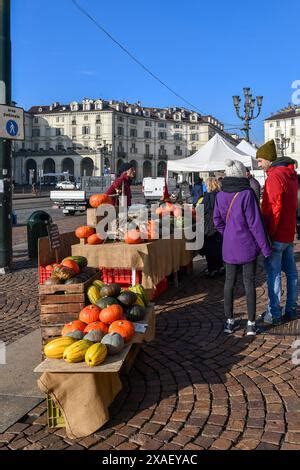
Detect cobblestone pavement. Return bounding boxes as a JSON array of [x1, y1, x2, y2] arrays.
[[0, 216, 86, 345], [0, 243, 299, 450]]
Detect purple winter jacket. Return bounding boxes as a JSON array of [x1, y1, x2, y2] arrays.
[[213, 187, 271, 264]]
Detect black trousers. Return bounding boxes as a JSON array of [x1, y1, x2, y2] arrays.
[[224, 260, 256, 322], [204, 233, 223, 273]]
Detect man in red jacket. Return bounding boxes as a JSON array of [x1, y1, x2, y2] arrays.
[[106, 163, 135, 207], [257, 139, 298, 325]]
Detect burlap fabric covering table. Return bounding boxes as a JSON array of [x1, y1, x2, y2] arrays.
[[38, 372, 122, 439], [72, 237, 193, 295]]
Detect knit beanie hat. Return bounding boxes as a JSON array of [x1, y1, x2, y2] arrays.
[[224, 159, 247, 178], [256, 139, 277, 162]]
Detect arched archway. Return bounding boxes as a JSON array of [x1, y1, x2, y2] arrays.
[[26, 159, 37, 183], [81, 157, 94, 176], [62, 158, 74, 177], [157, 161, 167, 177], [143, 160, 152, 177], [43, 158, 56, 173], [117, 159, 124, 176]]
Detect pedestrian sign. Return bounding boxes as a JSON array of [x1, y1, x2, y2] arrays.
[[0, 104, 24, 140], [6, 120, 18, 136]]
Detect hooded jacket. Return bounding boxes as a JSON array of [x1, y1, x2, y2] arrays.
[[213, 177, 271, 264], [262, 157, 298, 243]]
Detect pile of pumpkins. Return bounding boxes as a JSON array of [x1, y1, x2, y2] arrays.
[[44, 281, 149, 367], [43, 256, 97, 285]]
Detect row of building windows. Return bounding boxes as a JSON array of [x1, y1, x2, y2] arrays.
[[270, 118, 296, 128], [117, 127, 200, 140], [275, 128, 296, 137]]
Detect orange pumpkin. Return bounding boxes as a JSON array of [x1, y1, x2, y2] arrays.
[[87, 233, 104, 245], [84, 321, 108, 334], [100, 304, 124, 325], [124, 229, 142, 244], [45, 264, 53, 272], [61, 320, 86, 336], [155, 207, 163, 216], [75, 226, 95, 239], [61, 259, 80, 274], [79, 305, 102, 324], [89, 193, 112, 208], [109, 320, 135, 343]]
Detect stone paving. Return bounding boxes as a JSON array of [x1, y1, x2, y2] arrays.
[[0, 239, 300, 450], [1, 216, 86, 345]]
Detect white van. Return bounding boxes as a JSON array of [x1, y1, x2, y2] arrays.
[[142, 177, 177, 201]]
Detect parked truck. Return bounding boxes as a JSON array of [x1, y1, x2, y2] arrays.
[[50, 176, 114, 215]]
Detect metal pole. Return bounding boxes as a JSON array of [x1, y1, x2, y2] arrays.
[[0, 0, 12, 270]]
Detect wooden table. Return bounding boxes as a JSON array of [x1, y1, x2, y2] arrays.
[[34, 305, 155, 438], [71, 237, 193, 296]]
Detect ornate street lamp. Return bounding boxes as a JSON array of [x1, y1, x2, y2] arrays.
[[232, 88, 263, 142], [275, 133, 290, 157]]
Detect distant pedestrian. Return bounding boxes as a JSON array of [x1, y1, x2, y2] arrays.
[[191, 176, 203, 205], [246, 168, 261, 202], [200, 177, 223, 277], [31, 182, 37, 196], [214, 159, 271, 336]]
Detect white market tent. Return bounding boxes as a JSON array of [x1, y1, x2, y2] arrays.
[[237, 140, 258, 159], [167, 133, 256, 173]]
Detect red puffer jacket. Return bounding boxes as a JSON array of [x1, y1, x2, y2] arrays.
[[261, 161, 298, 243]]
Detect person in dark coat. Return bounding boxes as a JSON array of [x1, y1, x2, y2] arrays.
[[246, 168, 261, 202], [201, 177, 223, 277], [213, 159, 271, 336], [106, 163, 135, 207], [191, 176, 203, 205]]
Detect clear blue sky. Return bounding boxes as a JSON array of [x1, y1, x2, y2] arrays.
[[12, 0, 300, 143]]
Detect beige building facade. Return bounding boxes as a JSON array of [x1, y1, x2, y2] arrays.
[[13, 98, 237, 183]]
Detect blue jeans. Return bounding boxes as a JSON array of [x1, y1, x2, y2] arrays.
[[264, 241, 298, 320]]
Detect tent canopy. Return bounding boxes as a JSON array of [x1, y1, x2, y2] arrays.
[[237, 140, 258, 158], [167, 133, 256, 173]]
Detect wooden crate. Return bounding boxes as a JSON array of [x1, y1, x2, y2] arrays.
[[40, 269, 101, 347], [38, 231, 79, 267]]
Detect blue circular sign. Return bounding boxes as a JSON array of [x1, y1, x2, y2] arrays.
[[6, 120, 18, 136]]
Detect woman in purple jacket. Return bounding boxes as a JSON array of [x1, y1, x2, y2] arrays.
[[213, 159, 271, 336]]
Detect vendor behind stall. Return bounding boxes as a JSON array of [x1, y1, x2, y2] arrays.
[[105, 163, 135, 207]]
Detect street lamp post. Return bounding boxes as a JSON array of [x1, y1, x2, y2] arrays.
[[100, 145, 111, 175], [275, 133, 290, 157], [232, 88, 263, 142]]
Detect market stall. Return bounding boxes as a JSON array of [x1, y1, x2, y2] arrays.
[[34, 194, 195, 438], [71, 236, 193, 298], [34, 304, 155, 439]]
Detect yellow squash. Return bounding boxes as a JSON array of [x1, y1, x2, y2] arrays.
[[87, 285, 101, 304], [93, 280, 105, 290], [44, 337, 76, 359], [63, 339, 93, 363], [85, 343, 107, 367]]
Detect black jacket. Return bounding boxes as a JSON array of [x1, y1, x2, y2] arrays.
[[202, 191, 218, 237]]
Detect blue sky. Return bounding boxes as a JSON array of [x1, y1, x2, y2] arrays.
[[12, 0, 300, 143]]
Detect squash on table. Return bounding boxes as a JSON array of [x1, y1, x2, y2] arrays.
[[99, 304, 124, 325], [79, 304, 102, 324], [108, 319, 135, 343]]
